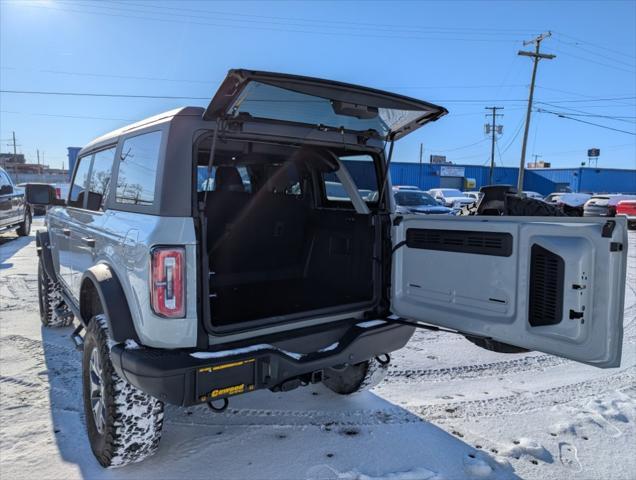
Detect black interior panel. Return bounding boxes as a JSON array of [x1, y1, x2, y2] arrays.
[[528, 244, 565, 326], [406, 228, 513, 257]]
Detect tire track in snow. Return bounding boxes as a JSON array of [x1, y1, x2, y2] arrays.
[[413, 368, 636, 421], [164, 405, 423, 428], [384, 354, 569, 383]]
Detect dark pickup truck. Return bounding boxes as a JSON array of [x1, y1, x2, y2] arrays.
[[0, 167, 31, 236]]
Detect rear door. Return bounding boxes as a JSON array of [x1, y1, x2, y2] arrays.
[[391, 215, 628, 368]]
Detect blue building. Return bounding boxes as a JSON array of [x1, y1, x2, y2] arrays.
[[344, 160, 636, 196]]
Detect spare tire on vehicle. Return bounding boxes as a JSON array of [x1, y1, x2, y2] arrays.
[[458, 184, 571, 217]]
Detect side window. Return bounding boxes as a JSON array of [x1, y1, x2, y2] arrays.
[[197, 165, 252, 193], [67, 155, 93, 208], [116, 131, 162, 206], [321, 154, 377, 206], [86, 147, 116, 212]]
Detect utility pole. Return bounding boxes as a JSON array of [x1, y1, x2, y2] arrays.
[[517, 32, 555, 194], [485, 107, 504, 185], [37, 149, 40, 165], [418, 143, 423, 188], [11, 131, 17, 162]]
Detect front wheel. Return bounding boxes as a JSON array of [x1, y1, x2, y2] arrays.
[[16, 209, 31, 236], [82, 317, 164, 468], [323, 357, 389, 395]]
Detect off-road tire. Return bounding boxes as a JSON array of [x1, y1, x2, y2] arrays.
[[464, 335, 529, 354], [38, 259, 73, 327], [16, 209, 31, 236], [323, 358, 388, 395], [82, 316, 164, 468]]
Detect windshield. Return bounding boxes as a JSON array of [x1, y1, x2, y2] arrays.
[[395, 191, 438, 206], [228, 81, 429, 138]]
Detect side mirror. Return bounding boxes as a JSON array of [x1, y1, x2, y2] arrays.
[[26, 183, 56, 205], [0, 184, 13, 195]]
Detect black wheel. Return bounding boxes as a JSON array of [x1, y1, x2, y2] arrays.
[[38, 259, 73, 327], [82, 317, 164, 468], [16, 208, 31, 236], [323, 357, 389, 395], [464, 335, 529, 354]]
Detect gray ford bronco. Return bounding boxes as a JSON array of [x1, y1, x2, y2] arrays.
[[27, 69, 628, 468]]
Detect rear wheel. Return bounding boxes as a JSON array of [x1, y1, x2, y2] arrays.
[[82, 317, 164, 468], [16, 209, 31, 236], [323, 357, 389, 395]]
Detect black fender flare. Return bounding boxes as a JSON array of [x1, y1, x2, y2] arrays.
[[80, 264, 140, 343], [35, 230, 58, 282]]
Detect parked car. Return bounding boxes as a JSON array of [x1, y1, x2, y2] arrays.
[[616, 200, 636, 229], [522, 191, 543, 200], [393, 185, 419, 191], [394, 188, 453, 214], [462, 191, 483, 203], [26, 69, 628, 468], [584, 194, 636, 218], [428, 188, 475, 208], [0, 168, 31, 236]]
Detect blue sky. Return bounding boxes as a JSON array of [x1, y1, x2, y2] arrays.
[[1, 0, 635, 170]]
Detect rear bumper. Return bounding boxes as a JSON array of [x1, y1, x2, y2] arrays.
[[110, 320, 414, 406]]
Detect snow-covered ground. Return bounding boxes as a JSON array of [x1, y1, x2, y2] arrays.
[[1, 218, 634, 480]]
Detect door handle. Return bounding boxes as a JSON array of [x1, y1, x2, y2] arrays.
[[82, 237, 95, 248], [63, 228, 71, 236]]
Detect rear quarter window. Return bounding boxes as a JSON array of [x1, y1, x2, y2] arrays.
[[116, 131, 162, 206]]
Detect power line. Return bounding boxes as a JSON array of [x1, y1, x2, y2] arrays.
[[6, 89, 630, 105], [537, 101, 636, 124], [553, 31, 636, 60], [1, 110, 134, 122], [551, 47, 636, 74], [24, 1, 525, 44], [429, 138, 489, 153], [554, 39, 636, 69], [0, 89, 208, 100], [536, 108, 636, 135], [71, 0, 537, 37]]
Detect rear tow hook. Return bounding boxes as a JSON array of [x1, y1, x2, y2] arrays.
[[375, 353, 391, 366], [207, 398, 229, 413]]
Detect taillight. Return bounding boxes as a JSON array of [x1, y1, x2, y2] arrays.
[[150, 247, 185, 318], [55, 187, 61, 199]]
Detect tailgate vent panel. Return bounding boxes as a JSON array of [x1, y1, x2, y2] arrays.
[[405, 228, 513, 257], [529, 244, 565, 326]]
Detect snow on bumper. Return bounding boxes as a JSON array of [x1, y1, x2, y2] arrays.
[[109, 320, 414, 406]]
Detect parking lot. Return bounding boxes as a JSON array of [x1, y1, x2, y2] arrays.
[[1, 217, 635, 480]]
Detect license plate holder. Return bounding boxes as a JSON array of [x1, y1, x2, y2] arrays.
[[196, 358, 257, 402]]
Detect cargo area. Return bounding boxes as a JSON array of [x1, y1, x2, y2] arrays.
[[197, 138, 381, 329]]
